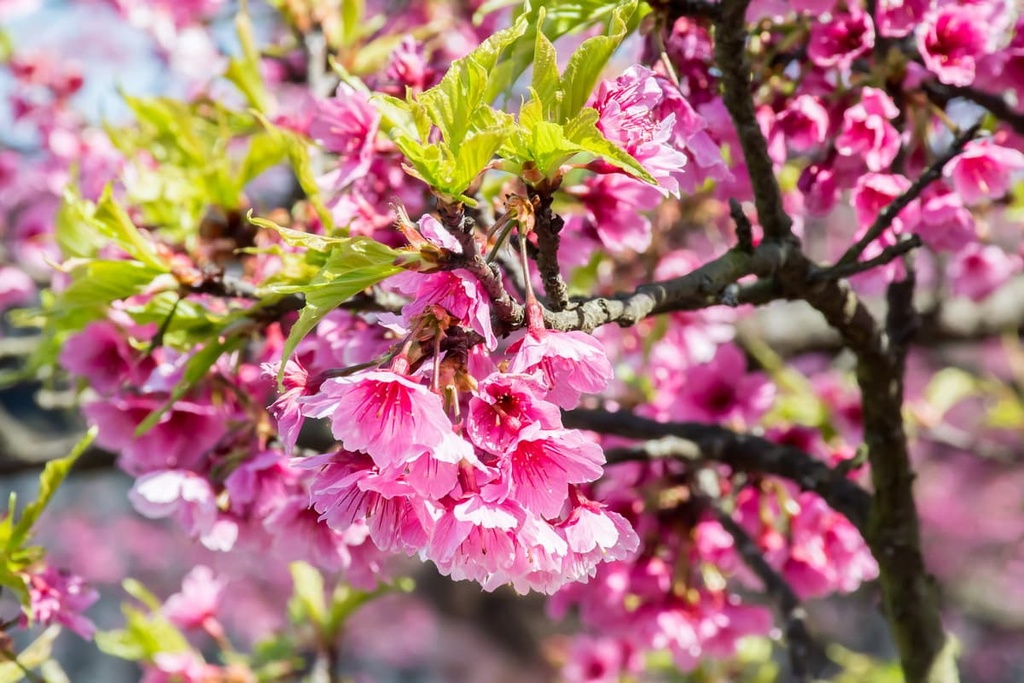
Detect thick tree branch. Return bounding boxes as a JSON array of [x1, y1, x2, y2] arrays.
[[566, 409, 871, 532], [712, 5, 959, 680], [713, 0, 793, 242]]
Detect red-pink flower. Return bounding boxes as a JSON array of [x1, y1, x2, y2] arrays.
[[0, 265, 34, 310], [835, 87, 901, 172], [501, 424, 605, 518], [508, 329, 614, 410], [917, 188, 976, 252], [808, 7, 875, 71], [768, 95, 829, 157], [944, 138, 1024, 205], [852, 172, 917, 234], [262, 359, 312, 454], [299, 370, 453, 469], [84, 397, 228, 476], [568, 174, 664, 254], [466, 372, 562, 455], [877, 0, 931, 38], [949, 244, 1020, 302], [671, 343, 774, 426], [20, 565, 98, 638], [592, 66, 690, 196], [917, 5, 989, 86], [310, 84, 380, 190], [60, 321, 155, 396], [162, 565, 224, 631]]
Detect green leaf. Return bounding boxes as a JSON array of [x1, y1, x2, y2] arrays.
[[8, 428, 96, 551], [288, 561, 326, 627], [339, 0, 364, 46], [134, 334, 248, 436], [224, 5, 269, 111], [96, 604, 191, 662], [267, 239, 401, 383], [558, 0, 636, 120], [91, 186, 169, 270], [564, 107, 656, 184], [530, 11, 562, 120], [253, 113, 334, 231], [239, 131, 287, 187], [0, 562, 30, 607], [0, 626, 61, 683], [57, 261, 168, 313], [122, 579, 163, 612]]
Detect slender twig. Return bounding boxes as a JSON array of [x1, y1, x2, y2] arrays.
[[526, 187, 571, 311], [713, 0, 794, 243], [836, 123, 981, 267], [729, 199, 754, 254], [923, 80, 1024, 136], [701, 497, 832, 681], [811, 235, 923, 283]]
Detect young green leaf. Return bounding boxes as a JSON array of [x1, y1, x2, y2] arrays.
[[7, 427, 97, 552], [558, 0, 637, 120]]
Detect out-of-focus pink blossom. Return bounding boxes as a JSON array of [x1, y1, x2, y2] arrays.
[[917, 188, 976, 251], [568, 174, 664, 254], [808, 8, 875, 71], [877, 0, 933, 38], [798, 163, 840, 216], [262, 360, 312, 454], [852, 172, 916, 233], [671, 343, 774, 426], [949, 244, 1020, 302], [162, 565, 224, 630], [20, 565, 98, 638], [84, 397, 228, 476], [60, 321, 155, 396], [562, 636, 641, 683], [835, 87, 902, 172], [310, 85, 381, 191], [769, 95, 829, 157], [944, 138, 1024, 205], [0, 265, 35, 310], [917, 5, 989, 86]]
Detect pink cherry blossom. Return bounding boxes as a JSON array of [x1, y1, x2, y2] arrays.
[[877, 0, 932, 38], [60, 321, 155, 396], [671, 343, 774, 426], [917, 188, 976, 252], [20, 565, 98, 638], [568, 174, 664, 254], [396, 270, 496, 349], [852, 172, 916, 234], [798, 163, 840, 216], [129, 469, 238, 550], [835, 87, 902, 172], [944, 139, 1024, 205], [917, 5, 989, 86], [162, 565, 224, 630], [84, 397, 228, 476], [769, 95, 829, 157], [508, 329, 614, 410], [311, 84, 381, 191], [262, 360, 312, 454], [0, 265, 34, 310], [592, 66, 690, 195], [466, 372, 562, 455], [299, 370, 453, 469], [949, 244, 1020, 302], [500, 424, 605, 519], [808, 7, 875, 72]]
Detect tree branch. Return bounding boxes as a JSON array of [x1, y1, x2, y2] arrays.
[[526, 186, 571, 312], [812, 235, 923, 283], [566, 409, 871, 532], [713, 0, 793, 242], [923, 80, 1024, 136]]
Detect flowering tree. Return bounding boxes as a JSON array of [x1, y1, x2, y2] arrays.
[[1, 0, 1023, 681]]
